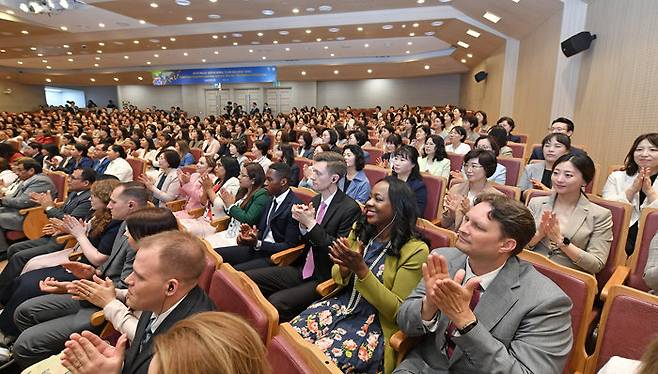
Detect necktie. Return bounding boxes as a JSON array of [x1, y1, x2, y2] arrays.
[[302, 201, 328, 279], [152, 173, 167, 206], [262, 199, 278, 239], [96, 159, 109, 174], [445, 285, 481, 358], [203, 141, 210, 152], [138, 314, 157, 353]]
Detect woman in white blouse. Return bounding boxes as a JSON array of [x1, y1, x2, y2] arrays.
[[104, 145, 133, 182], [0, 157, 18, 194], [138, 150, 181, 207], [602, 133, 658, 255], [444, 126, 471, 155], [251, 140, 272, 174], [418, 135, 450, 179]]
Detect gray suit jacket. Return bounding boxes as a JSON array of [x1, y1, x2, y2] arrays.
[[46, 189, 92, 220], [1, 174, 56, 210], [395, 248, 573, 374], [518, 162, 546, 192], [98, 222, 135, 289]]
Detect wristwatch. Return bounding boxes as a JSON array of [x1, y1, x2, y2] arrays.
[[457, 319, 478, 335], [560, 237, 571, 248]]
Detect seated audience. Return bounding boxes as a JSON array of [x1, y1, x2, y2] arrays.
[[322, 128, 342, 153], [229, 140, 249, 167], [297, 131, 315, 159], [392, 145, 427, 216], [175, 140, 195, 167], [602, 133, 658, 255], [475, 110, 489, 136], [104, 145, 134, 182], [91, 144, 111, 175], [251, 140, 273, 174], [0, 157, 18, 194], [444, 126, 471, 155], [527, 153, 613, 274], [134, 137, 157, 162], [395, 194, 573, 374], [138, 150, 181, 207], [518, 133, 571, 193], [644, 231, 658, 292], [174, 155, 216, 216], [291, 176, 429, 374], [529, 117, 585, 161], [464, 116, 480, 143], [418, 135, 450, 179], [380, 134, 402, 168], [451, 136, 507, 185], [442, 149, 503, 231], [488, 125, 513, 158], [201, 128, 221, 157], [496, 116, 521, 143], [340, 144, 371, 204], [274, 143, 299, 187], [245, 152, 361, 322]]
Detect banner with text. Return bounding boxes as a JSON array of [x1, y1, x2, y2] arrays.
[[151, 66, 277, 86]]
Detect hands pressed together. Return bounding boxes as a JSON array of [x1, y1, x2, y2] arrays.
[[291, 202, 316, 229], [329, 237, 368, 279], [61, 331, 127, 374]]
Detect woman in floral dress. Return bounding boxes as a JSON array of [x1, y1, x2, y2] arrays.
[[291, 176, 429, 374]]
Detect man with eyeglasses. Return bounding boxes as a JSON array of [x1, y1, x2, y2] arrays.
[[529, 117, 586, 161]]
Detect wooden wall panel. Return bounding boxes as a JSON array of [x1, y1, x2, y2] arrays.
[[459, 46, 505, 122], [0, 79, 46, 112]]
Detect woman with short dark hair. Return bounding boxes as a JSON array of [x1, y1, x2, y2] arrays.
[[392, 145, 427, 216], [341, 145, 371, 204]]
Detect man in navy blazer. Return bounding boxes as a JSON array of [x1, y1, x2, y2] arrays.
[[216, 162, 302, 270], [529, 117, 586, 161]]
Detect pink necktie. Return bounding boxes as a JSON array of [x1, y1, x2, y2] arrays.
[[302, 201, 328, 279]]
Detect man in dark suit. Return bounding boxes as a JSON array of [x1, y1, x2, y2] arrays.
[[59, 231, 215, 374], [394, 194, 572, 374], [0, 167, 95, 300], [246, 152, 362, 322], [216, 163, 302, 270], [91, 144, 111, 175], [529, 117, 586, 161], [496, 116, 522, 143]]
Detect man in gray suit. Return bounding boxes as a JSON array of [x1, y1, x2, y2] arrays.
[[0, 167, 96, 299], [10, 182, 151, 367], [395, 194, 573, 374], [0, 158, 56, 257]]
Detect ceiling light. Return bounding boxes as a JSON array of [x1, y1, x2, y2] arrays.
[[251, 41, 260, 45], [306, 7, 314, 12], [425, 31, 435, 36], [37, 53, 43, 56], [213, 51, 219, 54], [417, 0, 425, 3], [461, 59, 467, 63], [439, 0, 452, 2], [457, 41, 470, 48], [431, 21, 444, 27], [41, 59, 47, 63], [382, 25, 393, 30], [138, 76, 144, 80], [98, 42, 105, 46], [232, 33, 242, 37], [513, 0, 520, 3], [95, 56, 101, 60], [66, 51, 72, 55], [209, 0, 217, 2], [466, 29, 481, 38], [323, 46, 329, 50], [1, 49, 6, 53], [364, 43, 369, 48], [328, 27, 340, 33], [161, 46, 167, 49], [336, 36, 346, 41], [223, 35, 227, 38], [301, 71, 306, 76], [186, 16, 193, 21], [357, 27, 363, 31], [212, 35, 218, 39], [17, 61, 23, 65], [330, 53, 334, 57], [257, 32, 263, 37], [408, 41, 413, 45], [318, 5, 332, 11], [98, 23, 105, 27], [21, 30, 29, 34], [261, 9, 274, 16], [30, 47, 37, 51], [424, 65, 430, 70], [208, 14, 221, 19], [183, 52, 188, 56], [60, 26, 68, 31], [248, 49, 253, 53], [201, 58, 206, 62], [278, 30, 289, 35], [46, 65, 52, 69], [149, 2, 158, 8], [285, 47, 290, 51], [412, 23, 419, 28], [93, 63, 99, 67], [483, 11, 501, 23], [90, 78, 95, 82], [233, 42, 238, 46], [409, 32, 415, 36], [261, 56, 266, 60], [405, 50, 410, 54], [146, 61, 151, 64], [170, 37, 176, 42], [292, 8, 299, 14], [367, 69, 372, 74], [316, 38, 322, 42], [333, 70, 339, 75], [139, 19, 146, 24], [273, 40, 278, 44], [305, 29, 312, 34], [123, 55, 129, 59], [467, 53, 473, 58], [67, 58, 73, 61], [175, 0, 190, 5], [113, 77, 119, 81], [45, 78, 51, 82], [133, 40, 139, 44]]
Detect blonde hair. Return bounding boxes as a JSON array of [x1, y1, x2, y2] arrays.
[[152, 312, 270, 374], [89, 178, 120, 238], [639, 334, 658, 374]]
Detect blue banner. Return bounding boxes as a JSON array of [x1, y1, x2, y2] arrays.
[[151, 66, 277, 86]]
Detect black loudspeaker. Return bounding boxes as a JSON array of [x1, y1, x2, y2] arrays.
[[561, 31, 597, 57], [474, 71, 488, 83]]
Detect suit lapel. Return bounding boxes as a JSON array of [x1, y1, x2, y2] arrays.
[[269, 191, 294, 223], [562, 194, 589, 240], [124, 311, 152, 371], [100, 223, 128, 274], [318, 190, 343, 227]]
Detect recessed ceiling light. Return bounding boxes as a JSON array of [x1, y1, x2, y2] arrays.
[[214, 50, 219, 54], [17, 61, 23, 64], [66, 51, 72, 55], [146, 61, 151, 64], [40, 59, 47, 63], [183, 52, 188, 56], [133, 40, 140, 44], [357, 27, 363, 31], [186, 16, 193, 21], [513, 0, 520, 3], [170, 37, 176, 41], [30, 47, 37, 51], [223, 35, 227, 38], [261, 56, 266, 60], [93, 63, 99, 67], [292, 8, 299, 13], [483, 11, 501, 23], [89, 77, 96, 82], [67, 58, 73, 62], [161, 46, 167, 49], [285, 47, 290, 51], [63, 44, 70, 48], [382, 25, 393, 30], [330, 53, 334, 56], [466, 29, 481, 38], [323, 46, 329, 50], [95, 56, 101, 60], [46, 65, 52, 69], [431, 21, 444, 27], [21, 30, 29, 34], [457, 41, 470, 48], [2, 49, 8, 53], [201, 58, 206, 62], [123, 55, 129, 59], [328, 27, 340, 33], [467, 53, 473, 58], [305, 29, 312, 34], [301, 71, 307, 75], [113, 77, 119, 81], [98, 23, 105, 27], [154, 53, 159, 57], [209, 0, 217, 2], [262, 9, 274, 16], [272, 40, 278, 44], [278, 30, 288, 35], [417, 0, 425, 3], [208, 14, 221, 19], [367, 69, 372, 74], [45, 78, 51, 82], [439, 0, 452, 2], [139, 19, 146, 24], [333, 70, 339, 75], [138, 76, 144, 80], [232, 33, 242, 37], [176, 0, 190, 5], [336, 36, 346, 41], [60, 26, 68, 31], [251, 41, 260, 45], [409, 32, 415, 37], [233, 42, 238, 46], [306, 7, 315, 12], [150, 2, 158, 8], [248, 49, 253, 53], [364, 43, 369, 48], [405, 50, 410, 54], [424, 31, 435, 36], [316, 38, 322, 42], [412, 23, 419, 28], [318, 5, 332, 11], [212, 35, 218, 39], [256, 32, 264, 37], [37, 53, 43, 56], [292, 39, 301, 43], [408, 41, 413, 45], [461, 59, 467, 63]]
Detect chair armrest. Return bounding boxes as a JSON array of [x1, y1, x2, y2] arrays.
[[601, 266, 630, 301], [271, 244, 305, 266], [165, 199, 187, 212], [316, 279, 337, 297], [90, 311, 106, 327], [390, 331, 421, 364], [56, 234, 75, 245], [187, 207, 205, 219], [211, 216, 231, 232], [68, 251, 83, 261], [18, 206, 44, 215]]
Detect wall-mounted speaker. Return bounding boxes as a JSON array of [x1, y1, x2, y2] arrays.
[[474, 71, 488, 83], [561, 31, 597, 57]]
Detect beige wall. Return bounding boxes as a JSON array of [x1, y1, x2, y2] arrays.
[[574, 0, 658, 190], [513, 10, 562, 144], [0, 79, 46, 113], [459, 46, 505, 122]]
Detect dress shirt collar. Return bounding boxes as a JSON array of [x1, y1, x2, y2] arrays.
[[464, 258, 505, 291], [149, 291, 188, 333]]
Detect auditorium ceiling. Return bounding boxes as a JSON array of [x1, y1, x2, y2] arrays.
[[0, 0, 562, 86]]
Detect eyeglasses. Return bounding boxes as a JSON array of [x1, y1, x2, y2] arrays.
[[464, 163, 483, 170]]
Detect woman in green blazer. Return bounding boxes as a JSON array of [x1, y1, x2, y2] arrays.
[[205, 162, 269, 248], [291, 176, 429, 374]]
